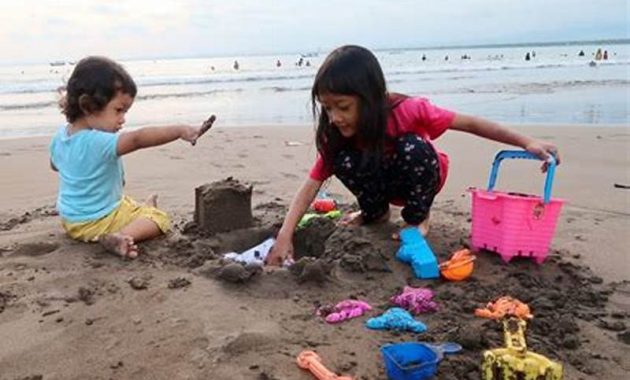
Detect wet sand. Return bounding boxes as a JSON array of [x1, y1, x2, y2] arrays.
[[0, 124, 628, 379]]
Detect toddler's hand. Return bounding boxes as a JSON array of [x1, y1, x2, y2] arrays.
[[194, 115, 216, 145], [181, 115, 216, 146], [525, 140, 560, 172]]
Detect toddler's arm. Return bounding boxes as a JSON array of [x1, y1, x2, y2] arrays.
[[450, 114, 560, 166], [117, 115, 215, 156], [266, 177, 322, 266]]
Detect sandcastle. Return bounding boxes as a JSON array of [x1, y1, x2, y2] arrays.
[[194, 178, 253, 234]]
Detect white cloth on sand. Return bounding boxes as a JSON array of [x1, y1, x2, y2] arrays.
[[224, 237, 292, 267]]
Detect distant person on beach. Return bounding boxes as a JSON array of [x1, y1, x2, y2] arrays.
[[266, 45, 560, 266], [603, 50, 608, 60], [595, 49, 603, 61], [578, 50, 585, 57], [50, 56, 215, 258], [525, 52, 531, 61], [233, 60, 240, 70]]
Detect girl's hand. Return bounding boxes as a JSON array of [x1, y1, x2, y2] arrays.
[[524, 139, 561, 172], [266, 235, 294, 266]]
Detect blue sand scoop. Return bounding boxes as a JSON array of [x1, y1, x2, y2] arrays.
[[396, 227, 439, 279]]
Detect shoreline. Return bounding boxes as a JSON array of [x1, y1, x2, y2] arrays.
[[0, 121, 628, 142]]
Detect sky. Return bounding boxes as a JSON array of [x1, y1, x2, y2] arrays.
[[0, 0, 627, 63]]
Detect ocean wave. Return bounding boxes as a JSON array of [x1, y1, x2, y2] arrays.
[[2, 59, 628, 97], [0, 100, 58, 111], [3, 79, 626, 112]]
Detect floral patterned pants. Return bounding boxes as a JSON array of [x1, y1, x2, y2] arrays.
[[333, 134, 440, 225]]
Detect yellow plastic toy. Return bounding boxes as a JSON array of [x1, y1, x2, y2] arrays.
[[481, 318, 563, 380]]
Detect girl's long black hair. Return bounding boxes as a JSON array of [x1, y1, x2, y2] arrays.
[[312, 45, 393, 172]]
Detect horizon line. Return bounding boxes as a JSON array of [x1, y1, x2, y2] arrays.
[[2, 37, 628, 66]]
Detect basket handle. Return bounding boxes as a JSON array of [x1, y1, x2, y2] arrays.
[[487, 150, 557, 204]]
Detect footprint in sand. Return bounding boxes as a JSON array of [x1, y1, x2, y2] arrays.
[[222, 332, 275, 355], [280, 172, 299, 179], [11, 242, 59, 257]]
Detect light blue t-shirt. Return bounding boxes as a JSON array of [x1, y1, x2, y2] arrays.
[[49, 126, 124, 223]]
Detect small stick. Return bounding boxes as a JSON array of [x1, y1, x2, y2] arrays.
[[193, 115, 216, 145]]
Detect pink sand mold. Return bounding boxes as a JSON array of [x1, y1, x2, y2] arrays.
[[390, 286, 438, 314], [470, 150, 564, 264], [317, 300, 372, 324]]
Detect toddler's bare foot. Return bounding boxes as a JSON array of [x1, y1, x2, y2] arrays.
[[145, 194, 158, 208], [99, 233, 139, 258], [339, 209, 390, 226]]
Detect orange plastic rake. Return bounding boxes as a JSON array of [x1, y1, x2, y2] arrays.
[[474, 296, 533, 320], [297, 350, 354, 380]]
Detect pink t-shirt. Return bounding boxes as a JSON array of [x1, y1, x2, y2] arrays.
[[309, 97, 455, 193]]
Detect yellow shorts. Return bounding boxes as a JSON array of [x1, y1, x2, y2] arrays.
[[62, 195, 170, 242]]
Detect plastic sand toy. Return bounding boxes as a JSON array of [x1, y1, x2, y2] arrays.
[[366, 307, 427, 333], [396, 227, 439, 279], [297, 350, 354, 380], [381, 342, 462, 380], [475, 296, 533, 321], [470, 150, 565, 264], [390, 286, 438, 314], [481, 318, 563, 380], [317, 299, 372, 324], [298, 210, 342, 229], [312, 198, 337, 213], [439, 249, 476, 281]]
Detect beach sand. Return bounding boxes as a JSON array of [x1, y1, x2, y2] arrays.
[[0, 124, 628, 379]]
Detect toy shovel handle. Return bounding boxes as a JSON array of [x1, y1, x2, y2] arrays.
[[427, 342, 463, 360], [487, 150, 557, 204]]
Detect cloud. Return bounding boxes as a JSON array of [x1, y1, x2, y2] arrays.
[[0, 0, 626, 63]]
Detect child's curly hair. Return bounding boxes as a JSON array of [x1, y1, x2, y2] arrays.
[[59, 56, 137, 123]]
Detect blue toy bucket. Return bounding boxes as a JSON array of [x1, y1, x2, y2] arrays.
[[381, 342, 439, 380]]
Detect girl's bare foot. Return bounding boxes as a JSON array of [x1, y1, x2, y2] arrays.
[[99, 233, 139, 258], [338, 209, 391, 226], [145, 194, 158, 208], [392, 214, 430, 240]]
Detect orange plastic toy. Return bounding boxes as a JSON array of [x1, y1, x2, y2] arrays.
[[297, 350, 353, 380], [474, 296, 533, 320], [439, 249, 476, 281]]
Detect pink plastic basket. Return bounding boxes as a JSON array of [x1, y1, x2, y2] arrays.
[[469, 150, 565, 264]]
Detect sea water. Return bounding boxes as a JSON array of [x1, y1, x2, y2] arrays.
[[0, 41, 628, 138]]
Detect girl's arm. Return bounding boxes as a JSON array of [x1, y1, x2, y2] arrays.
[[117, 116, 215, 156], [450, 114, 560, 165], [266, 177, 322, 266]]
